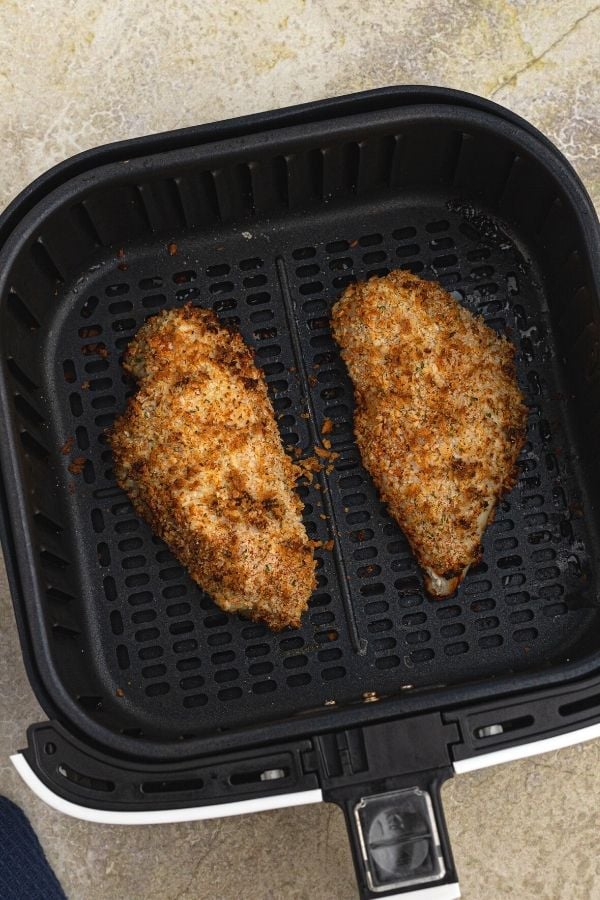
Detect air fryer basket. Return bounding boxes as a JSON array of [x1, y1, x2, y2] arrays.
[[2, 89, 600, 899]]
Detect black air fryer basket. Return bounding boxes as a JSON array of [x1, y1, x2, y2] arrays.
[[2, 87, 600, 899]]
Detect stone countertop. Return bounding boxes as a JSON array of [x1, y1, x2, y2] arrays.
[[0, 1, 598, 898]]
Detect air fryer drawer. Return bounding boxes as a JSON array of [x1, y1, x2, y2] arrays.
[[1, 100, 599, 761]]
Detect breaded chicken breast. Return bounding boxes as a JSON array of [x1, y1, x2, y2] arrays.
[[331, 271, 527, 597], [109, 306, 316, 630]]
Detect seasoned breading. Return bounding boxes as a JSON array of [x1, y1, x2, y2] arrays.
[[331, 271, 527, 597], [109, 306, 316, 630]]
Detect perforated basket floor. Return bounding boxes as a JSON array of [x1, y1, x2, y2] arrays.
[[1, 104, 598, 747]]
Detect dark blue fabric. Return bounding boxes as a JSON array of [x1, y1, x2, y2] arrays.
[[0, 797, 66, 899]]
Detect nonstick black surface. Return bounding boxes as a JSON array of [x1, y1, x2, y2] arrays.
[[1, 107, 598, 747]]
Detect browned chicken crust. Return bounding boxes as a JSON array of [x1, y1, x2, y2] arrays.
[[331, 271, 528, 597], [109, 306, 316, 630]]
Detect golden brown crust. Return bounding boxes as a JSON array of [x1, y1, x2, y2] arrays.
[[109, 305, 316, 630], [331, 271, 528, 597]]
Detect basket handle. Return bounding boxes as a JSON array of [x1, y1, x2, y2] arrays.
[[329, 769, 459, 900]]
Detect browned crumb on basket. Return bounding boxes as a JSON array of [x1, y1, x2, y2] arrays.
[[81, 381, 90, 390], [167, 241, 178, 256], [108, 305, 316, 631], [115, 687, 125, 698], [79, 327, 101, 339], [314, 445, 339, 461], [294, 445, 342, 482], [60, 436, 74, 455], [296, 455, 321, 480], [81, 343, 108, 358], [312, 539, 334, 551], [68, 456, 86, 475], [321, 418, 333, 434]]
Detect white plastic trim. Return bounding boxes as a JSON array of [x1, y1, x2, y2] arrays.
[[382, 884, 460, 900], [12, 754, 460, 897], [10, 753, 323, 825], [454, 722, 600, 774]]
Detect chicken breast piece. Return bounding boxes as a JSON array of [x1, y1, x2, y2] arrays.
[[109, 306, 316, 630], [331, 271, 527, 597]]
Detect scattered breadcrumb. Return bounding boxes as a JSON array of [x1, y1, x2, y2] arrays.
[[313, 539, 334, 551], [60, 436, 74, 455], [321, 418, 333, 434], [82, 343, 108, 358], [68, 456, 86, 475], [314, 445, 339, 461], [167, 242, 178, 256], [296, 455, 321, 482]]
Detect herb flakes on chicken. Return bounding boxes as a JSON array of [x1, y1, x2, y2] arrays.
[[109, 306, 316, 630], [331, 270, 527, 597]]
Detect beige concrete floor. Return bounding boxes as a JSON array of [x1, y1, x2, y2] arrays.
[[0, 1, 599, 898]]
